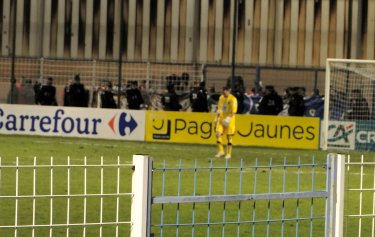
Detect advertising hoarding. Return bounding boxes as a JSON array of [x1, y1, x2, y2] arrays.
[[145, 111, 320, 149], [325, 120, 375, 151], [0, 104, 145, 141]]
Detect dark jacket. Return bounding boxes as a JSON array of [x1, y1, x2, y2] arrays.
[[126, 88, 144, 110], [69, 83, 88, 107], [288, 94, 305, 116], [346, 97, 370, 120], [63, 85, 72, 106], [38, 85, 57, 106], [101, 91, 117, 108], [190, 86, 209, 112], [258, 92, 283, 115], [162, 91, 182, 111]]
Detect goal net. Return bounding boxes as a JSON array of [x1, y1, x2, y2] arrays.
[[323, 59, 375, 151]]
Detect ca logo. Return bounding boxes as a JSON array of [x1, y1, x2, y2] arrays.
[[327, 122, 355, 149]]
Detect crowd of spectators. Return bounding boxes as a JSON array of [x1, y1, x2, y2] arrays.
[[8, 74, 89, 107], [330, 88, 370, 121], [169, 73, 327, 119], [184, 77, 326, 119], [187, 81, 327, 119], [7, 73, 371, 121], [242, 85, 324, 118]]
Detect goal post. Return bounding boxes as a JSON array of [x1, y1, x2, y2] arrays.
[[324, 58, 375, 151]]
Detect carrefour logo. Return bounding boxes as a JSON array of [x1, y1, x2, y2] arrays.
[[0, 108, 102, 135], [108, 112, 138, 136], [0, 107, 141, 139], [327, 121, 355, 149]]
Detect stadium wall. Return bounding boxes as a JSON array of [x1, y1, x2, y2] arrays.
[[0, 0, 373, 66]]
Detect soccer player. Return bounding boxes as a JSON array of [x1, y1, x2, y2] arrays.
[[215, 86, 238, 159]]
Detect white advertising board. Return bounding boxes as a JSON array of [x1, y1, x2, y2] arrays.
[[0, 104, 145, 141], [321, 120, 356, 150]]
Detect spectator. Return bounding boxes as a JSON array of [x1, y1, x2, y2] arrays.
[[288, 87, 305, 116], [38, 77, 57, 106], [139, 81, 150, 109], [233, 85, 246, 114], [241, 93, 253, 114], [126, 81, 144, 110], [345, 89, 370, 120], [190, 81, 209, 112], [330, 90, 345, 120], [258, 85, 283, 115], [162, 84, 182, 111], [63, 79, 73, 106], [19, 79, 35, 105], [33, 80, 42, 104], [69, 74, 88, 107], [15, 78, 26, 104], [243, 88, 258, 114], [207, 85, 218, 112], [279, 87, 293, 116], [101, 81, 117, 108], [304, 88, 324, 118], [248, 87, 262, 114]]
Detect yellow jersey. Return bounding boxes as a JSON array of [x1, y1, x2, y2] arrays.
[[217, 93, 238, 119]]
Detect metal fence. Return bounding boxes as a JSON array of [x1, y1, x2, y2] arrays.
[[0, 57, 202, 107], [0, 156, 135, 237], [0, 57, 324, 107], [3, 154, 369, 237], [150, 155, 336, 237], [343, 155, 375, 237]]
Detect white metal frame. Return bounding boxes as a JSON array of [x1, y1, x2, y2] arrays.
[[344, 155, 375, 237], [4, 153, 371, 237], [0, 155, 150, 237], [130, 155, 152, 237], [323, 58, 375, 150]]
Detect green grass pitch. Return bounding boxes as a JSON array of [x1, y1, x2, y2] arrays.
[[0, 134, 373, 236]]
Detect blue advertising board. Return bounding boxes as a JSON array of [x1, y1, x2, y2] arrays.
[[326, 120, 375, 151], [355, 121, 375, 151]]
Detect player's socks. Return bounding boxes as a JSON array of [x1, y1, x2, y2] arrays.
[[216, 136, 225, 157], [226, 144, 232, 159], [216, 142, 224, 157]]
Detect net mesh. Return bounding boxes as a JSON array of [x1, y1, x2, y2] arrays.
[[0, 58, 201, 109], [327, 60, 375, 151]]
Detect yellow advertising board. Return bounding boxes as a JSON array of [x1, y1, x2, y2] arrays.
[[145, 111, 320, 149]]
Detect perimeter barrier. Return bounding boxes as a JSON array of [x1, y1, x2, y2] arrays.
[[149, 154, 343, 237], [2, 153, 373, 237], [0, 155, 151, 237]]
